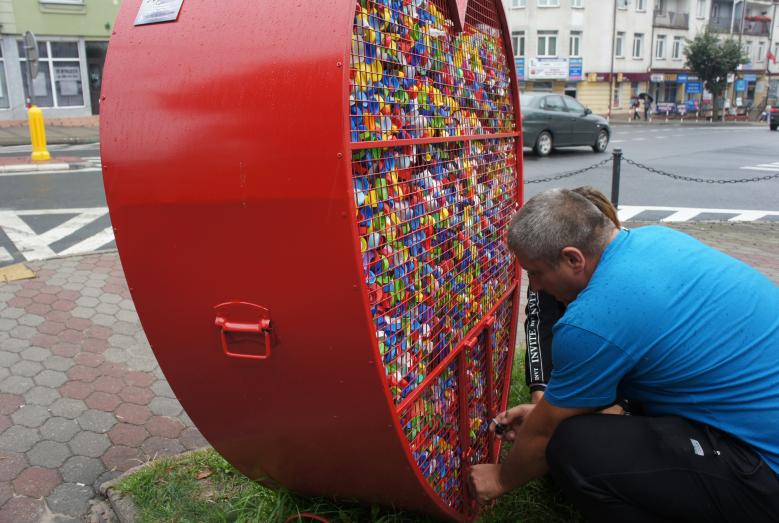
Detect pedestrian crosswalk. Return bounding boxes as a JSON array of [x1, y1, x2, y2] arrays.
[[0, 207, 114, 267], [0, 204, 777, 268], [740, 161, 779, 173]]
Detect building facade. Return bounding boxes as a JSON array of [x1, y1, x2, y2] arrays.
[[0, 0, 120, 120], [505, 0, 779, 116]]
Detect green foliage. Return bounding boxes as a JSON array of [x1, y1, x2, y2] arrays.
[[684, 30, 747, 119], [118, 350, 582, 522]]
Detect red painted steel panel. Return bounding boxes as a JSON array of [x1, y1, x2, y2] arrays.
[[101, 1, 522, 521]]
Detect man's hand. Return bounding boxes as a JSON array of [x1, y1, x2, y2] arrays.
[[491, 403, 535, 442], [469, 464, 508, 504]]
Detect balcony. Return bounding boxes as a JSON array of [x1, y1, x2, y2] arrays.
[[654, 11, 690, 29]]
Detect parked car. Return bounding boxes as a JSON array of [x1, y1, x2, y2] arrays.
[[520, 93, 610, 157], [770, 105, 779, 131]]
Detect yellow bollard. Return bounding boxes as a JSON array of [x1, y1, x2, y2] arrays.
[[27, 104, 51, 162]]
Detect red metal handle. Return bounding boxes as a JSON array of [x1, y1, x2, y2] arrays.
[[214, 316, 272, 360]]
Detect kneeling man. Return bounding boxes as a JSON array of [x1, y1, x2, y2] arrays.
[[470, 188, 779, 521]]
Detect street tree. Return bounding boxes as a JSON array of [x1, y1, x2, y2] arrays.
[[684, 31, 746, 121]]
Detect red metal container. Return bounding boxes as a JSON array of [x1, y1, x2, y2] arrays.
[[100, 0, 523, 520]]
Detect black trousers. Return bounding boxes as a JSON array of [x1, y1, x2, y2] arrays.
[[546, 414, 779, 522]]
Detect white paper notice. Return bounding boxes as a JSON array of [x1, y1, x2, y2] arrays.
[[135, 0, 184, 26]]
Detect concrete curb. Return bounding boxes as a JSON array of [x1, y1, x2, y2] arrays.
[[89, 448, 212, 523], [0, 161, 93, 174]]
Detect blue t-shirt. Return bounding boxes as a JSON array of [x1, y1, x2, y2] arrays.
[[545, 226, 779, 474]]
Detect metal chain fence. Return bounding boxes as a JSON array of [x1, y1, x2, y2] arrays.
[[622, 157, 779, 184], [523, 154, 779, 186], [523, 156, 613, 184]]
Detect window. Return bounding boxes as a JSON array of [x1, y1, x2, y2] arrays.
[[617, 0, 629, 9], [613, 84, 622, 108], [696, 0, 706, 18], [570, 0, 583, 7], [633, 33, 644, 58], [0, 47, 9, 109], [511, 0, 527, 7], [744, 40, 752, 62], [636, 0, 646, 11], [655, 0, 664, 13], [655, 35, 666, 59], [569, 31, 582, 57], [540, 95, 565, 111], [563, 96, 586, 114], [672, 36, 684, 59], [512, 31, 525, 57], [616, 32, 625, 58], [537, 0, 559, 6], [18, 40, 84, 108], [537, 31, 558, 57], [757, 41, 765, 63]]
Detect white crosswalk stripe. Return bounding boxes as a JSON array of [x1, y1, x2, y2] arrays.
[[740, 162, 779, 172], [0, 203, 776, 269], [0, 207, 114, 266], [618, 205, 779, 223]]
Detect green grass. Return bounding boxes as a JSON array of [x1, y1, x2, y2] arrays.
[[117, 354, 582, 522]]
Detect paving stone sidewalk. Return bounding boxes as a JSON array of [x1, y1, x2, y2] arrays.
[[0, 252, 207, 523], [0, 222, 777, 522]]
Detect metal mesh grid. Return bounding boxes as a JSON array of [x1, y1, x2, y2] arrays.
[[399, 361, 463, 510], [350, 0, 518, 514], [352, 138, 517, 403], [350, 0, 515, 142], [491, 292, 514, 415], [465, 331, 489, 465]]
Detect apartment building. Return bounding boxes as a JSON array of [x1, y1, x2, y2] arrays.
[[0, 0, 120, 120], [505, 0, 779, 116]]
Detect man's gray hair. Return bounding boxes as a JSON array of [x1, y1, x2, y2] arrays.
[[507, 188, 617, 264]]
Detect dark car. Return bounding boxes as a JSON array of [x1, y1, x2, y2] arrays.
[[520, 93, 611, 157], [770, 105, 779, 131]]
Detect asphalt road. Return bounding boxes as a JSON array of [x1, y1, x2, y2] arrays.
[[523, 123, 779, 214], [0, 126, 777, 268]]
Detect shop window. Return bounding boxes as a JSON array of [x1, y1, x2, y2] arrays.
[[613, 84, 622, 107], [18, 40, 83, 108]]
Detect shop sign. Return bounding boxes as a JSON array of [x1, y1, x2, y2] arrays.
[[135, 0, 184, 26], [656, 102, 677, 113], [528, 58, 569, 80], [735, 79, 747, 92], [744, 74, 757, 82], [515, 57, 525, 80], [651, 73, 665, 82], [665, 73, 677, 82], [568, 57, 583, 81], [677, 74, 688, 83], [685, 82, 702, 94]]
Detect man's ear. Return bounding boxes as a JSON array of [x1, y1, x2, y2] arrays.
[[559, 247, 586, 272]]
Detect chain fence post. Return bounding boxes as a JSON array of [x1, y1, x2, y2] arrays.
[[611, 148, 622, 207]]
